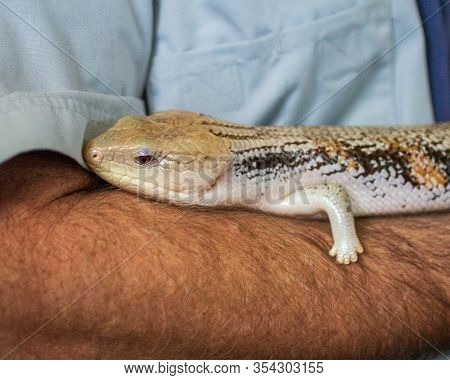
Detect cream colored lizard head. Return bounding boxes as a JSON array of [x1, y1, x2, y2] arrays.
[[84, 110, 232, 201]]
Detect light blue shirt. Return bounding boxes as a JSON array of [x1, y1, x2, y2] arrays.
[[0, 0, 434, 169]]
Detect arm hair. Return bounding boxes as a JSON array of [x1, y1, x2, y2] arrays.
[[0, 151, 448, 359]]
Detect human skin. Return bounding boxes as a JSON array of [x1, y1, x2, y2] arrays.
[[0, 151, 448, 359]]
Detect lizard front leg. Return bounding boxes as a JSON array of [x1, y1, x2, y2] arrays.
[[268, 183, 363, 264]]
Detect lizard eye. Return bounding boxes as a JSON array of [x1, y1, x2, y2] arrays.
[[133, 154, 158, 166]]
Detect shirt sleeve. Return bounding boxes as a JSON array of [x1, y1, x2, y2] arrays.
[[0, 0, 153, 168]]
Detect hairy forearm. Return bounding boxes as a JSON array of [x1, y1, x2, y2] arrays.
[[0, 152, 448, 359]]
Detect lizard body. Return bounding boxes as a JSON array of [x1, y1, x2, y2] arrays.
[[84, 110, 450, 264]]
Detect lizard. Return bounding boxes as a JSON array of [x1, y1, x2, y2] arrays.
[[83, 110, 450, 264]]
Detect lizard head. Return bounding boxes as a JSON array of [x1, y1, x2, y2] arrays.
[[84, 110, 232, 202]]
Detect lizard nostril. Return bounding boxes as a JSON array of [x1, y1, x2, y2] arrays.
[[90, 148, 103, 162]]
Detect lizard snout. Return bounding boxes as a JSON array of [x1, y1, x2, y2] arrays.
[[84, 141, 104, 168]]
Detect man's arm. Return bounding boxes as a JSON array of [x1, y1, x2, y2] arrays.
[[0, 151, 448, 359]]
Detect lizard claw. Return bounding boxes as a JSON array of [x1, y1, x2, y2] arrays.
[[357, 244, 364, 254], [328, 246, 337, 257]]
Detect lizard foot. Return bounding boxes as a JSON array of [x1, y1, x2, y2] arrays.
[[329, 241, 363, 265]]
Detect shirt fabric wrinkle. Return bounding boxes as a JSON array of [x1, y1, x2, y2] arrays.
[[0, 0, 434, 168]]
